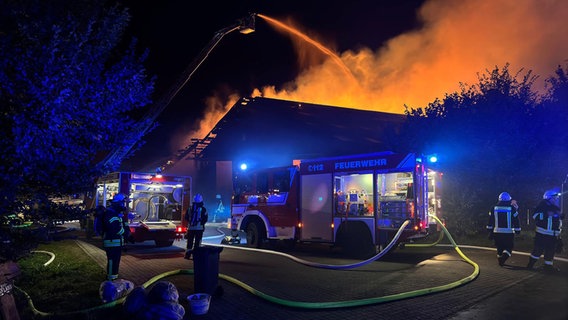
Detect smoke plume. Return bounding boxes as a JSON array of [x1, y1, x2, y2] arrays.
[[175, 0, 567, 152]]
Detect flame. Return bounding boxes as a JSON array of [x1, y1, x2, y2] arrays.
[[171, 92, 240, 152], [174, 0, 568, 153], [254, 0, 568, 113]]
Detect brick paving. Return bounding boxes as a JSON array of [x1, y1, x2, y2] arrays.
[[73, 226, 568, 320]]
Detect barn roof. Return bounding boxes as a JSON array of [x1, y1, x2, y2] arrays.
[[166, 96, 406, 171]]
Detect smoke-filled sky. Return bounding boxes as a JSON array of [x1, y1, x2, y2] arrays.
[[259, 0, 568, 111], [123, 0, 568, 169]]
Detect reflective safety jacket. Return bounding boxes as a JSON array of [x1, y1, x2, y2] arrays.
[[487, 200, 521, 234], [532, 199, 563, 237], [186, 202, 208, 231], [102, 207, 130, 247]]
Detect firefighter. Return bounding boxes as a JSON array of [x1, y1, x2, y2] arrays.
[[487, 192, 521, 266], [102, 193, 131, 281], [184, 194, 208, 260], [527, 188, 564, 272]]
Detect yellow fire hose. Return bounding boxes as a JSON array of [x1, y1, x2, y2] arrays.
[[17, 214, 479, 316]]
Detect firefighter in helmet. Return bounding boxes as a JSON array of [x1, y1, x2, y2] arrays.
[[102, 193, 131, 280], [527, 188, 564, 272], [487, 192, 521, 266], [184, 194, 208, 260]]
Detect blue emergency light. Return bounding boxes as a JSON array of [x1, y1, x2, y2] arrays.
[[417, 153, 438, 164]]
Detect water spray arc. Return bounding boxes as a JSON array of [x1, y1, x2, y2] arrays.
[[257, 13, 357, 83]]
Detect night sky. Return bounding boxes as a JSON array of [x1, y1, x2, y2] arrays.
[[119, 0, 567, 170], [123, 0, 424, 100], [120, 0, 425, 169]]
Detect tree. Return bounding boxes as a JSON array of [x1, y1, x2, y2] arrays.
[[401, 64, 567, 235], [539, 64, 568, 185], [0, 0, 154, 260], [540, 64, 568, 243], [0, 0, 154, 210]]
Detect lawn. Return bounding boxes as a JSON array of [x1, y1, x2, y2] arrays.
[[13, 239, 117, 319]]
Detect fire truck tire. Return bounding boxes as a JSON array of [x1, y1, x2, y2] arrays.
[[246, 220, 265, 248], [155, 240, 174, 247]]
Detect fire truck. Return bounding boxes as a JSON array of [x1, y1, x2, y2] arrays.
[[92, 172, 192, 247], [229, 151, 442, 254]]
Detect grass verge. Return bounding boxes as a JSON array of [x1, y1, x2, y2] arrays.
[[14, 239, 107, 319]]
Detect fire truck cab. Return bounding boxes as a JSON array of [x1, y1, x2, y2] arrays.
[[230, 152, 441, 254], [93, 172, 192, 247]]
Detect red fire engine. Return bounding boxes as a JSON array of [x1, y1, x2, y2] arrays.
[[92, 172, 192, 247], [230, 151, 441, 254]]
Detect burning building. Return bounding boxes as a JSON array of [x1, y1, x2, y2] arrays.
[[157, 96, 405, 221]]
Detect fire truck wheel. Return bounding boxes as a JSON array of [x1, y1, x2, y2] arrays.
[[246, 221, 265, 248]]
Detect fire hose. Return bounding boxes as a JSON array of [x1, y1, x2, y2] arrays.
[[211, 214, 479, 308], [206, 218, 446, 270], [17, 214, 479, 316]]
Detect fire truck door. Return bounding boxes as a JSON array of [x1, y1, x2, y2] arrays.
[[300, 173, 333, 241]]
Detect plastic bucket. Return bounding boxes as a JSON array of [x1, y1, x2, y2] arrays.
[[187, 293, 211, 315]]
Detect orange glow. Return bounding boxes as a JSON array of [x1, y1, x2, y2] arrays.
[[174, 0, 568, 155], [297, 222, 303, 228], [173, 93, 240, 153], [252, 0, 568, 113]]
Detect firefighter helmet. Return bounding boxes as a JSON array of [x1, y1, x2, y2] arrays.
[[194, 194, 203, 203], [498, 192, 511, 201], [543, 188, 560, 199], [112, 193, 127, 203]]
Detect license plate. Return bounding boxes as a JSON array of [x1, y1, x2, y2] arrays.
[[0, 282, 13, 296]]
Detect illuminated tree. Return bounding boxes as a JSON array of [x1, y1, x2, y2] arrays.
[[539, 64, 568, 244], [402, 64, 567, 235], [0, 0, 154, 213], [540, 64, 568, 184]]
